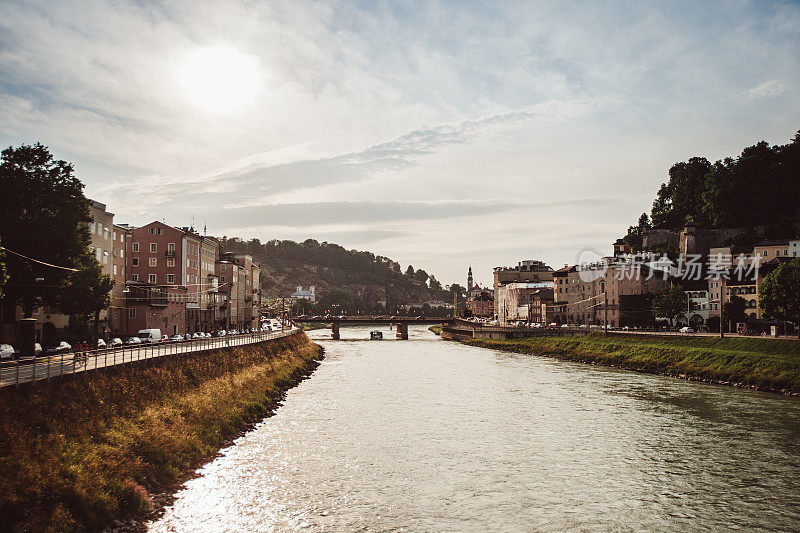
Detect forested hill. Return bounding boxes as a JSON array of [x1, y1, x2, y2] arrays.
[[218, 237, 457, 311], [625, 130, 800, 249]]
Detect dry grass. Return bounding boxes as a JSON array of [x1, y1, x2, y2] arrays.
[[0, 333, 323, 532]]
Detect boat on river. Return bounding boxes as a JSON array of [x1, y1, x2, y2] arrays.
[[370, 330, 383, 340]]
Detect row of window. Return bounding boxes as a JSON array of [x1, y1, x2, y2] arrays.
[[131, 273, 176, 284], [131, 242, 176, 253]]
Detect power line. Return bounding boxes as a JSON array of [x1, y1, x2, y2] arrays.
[[0, 245, 80, 272]]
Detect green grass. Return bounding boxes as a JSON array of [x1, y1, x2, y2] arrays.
[[428, 325, 442, 335], [467, 333, 800, 394], [0, 334, 323, 532]]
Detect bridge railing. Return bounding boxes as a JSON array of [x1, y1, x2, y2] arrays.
[[0, 327, 300, 389]]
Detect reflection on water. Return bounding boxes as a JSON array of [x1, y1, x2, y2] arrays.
[[149, 325, 800, 531]]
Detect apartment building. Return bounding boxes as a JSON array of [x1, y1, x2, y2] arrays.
[[493, 260, 553, 318], [110, 223, 129, 334]]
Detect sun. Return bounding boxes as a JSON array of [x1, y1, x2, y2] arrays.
[[178, 46, 261, 114]]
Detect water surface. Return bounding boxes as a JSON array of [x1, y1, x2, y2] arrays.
[[150, 325, 800, 531]]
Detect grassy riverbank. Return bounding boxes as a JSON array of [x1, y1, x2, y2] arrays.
[[428, 325, 442, 335], [0, 333, 323, 532], [468, 333, 800, 395]]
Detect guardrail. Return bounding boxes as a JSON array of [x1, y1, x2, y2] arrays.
[[0, 327, 300, 389]]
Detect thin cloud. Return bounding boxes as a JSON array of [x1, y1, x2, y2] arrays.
[[745, 80, 785, 97]]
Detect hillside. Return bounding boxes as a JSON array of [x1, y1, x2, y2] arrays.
[[218, 237, 456, 313]]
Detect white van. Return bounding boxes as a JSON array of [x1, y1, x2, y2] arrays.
[[137, 329, 162, 343]]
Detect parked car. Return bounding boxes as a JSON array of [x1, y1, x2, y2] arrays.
[[125, 336, 141, 345], [160, 335, 170, 342], [169, 334, 184, 342], [137, 329, 162, 343], [192, 332, 204, 339], [229, 329, 238, 335], [45, 341, 72, 354], [110, 337, 123, 346], [96, 338, 107, 349], [0, 344, 15, 360], [679, 326, 692, 334], [216, 330, 227, 337]]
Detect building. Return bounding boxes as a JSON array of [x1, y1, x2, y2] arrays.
[[497, 282, 554, 325], [199, 236, 220, 332], [124, 282, 186, 336], [216, 258, 239, 330], [493, 260, 553, 318], [290, 286, 316, 302], [128, 221, 207, 332], [110, 223, 129, 334], [551, 245, 670, 328], [466, 288, 494, 318]]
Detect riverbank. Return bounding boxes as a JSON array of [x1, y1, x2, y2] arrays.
[[428, 325, 442, 335], [0, 332, 323, 532], [467, 333, 800, 395]]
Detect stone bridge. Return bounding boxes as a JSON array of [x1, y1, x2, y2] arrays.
[[294, 316, 451, 339]]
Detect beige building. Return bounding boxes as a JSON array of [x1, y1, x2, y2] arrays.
[[493, 260, 553, 318]]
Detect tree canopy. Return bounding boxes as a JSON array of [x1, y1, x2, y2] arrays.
[[652, 284, 687, 326], [759, 259, 800, 328], [625, 131, 800, 245], [0, 144, 95, 317]]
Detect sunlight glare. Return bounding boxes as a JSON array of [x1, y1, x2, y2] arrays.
[[178, 46, 261, 114]]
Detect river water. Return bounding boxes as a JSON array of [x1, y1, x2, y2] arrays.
[[149, 325, 800, 532]]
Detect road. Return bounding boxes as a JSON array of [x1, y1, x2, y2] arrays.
[[0, 328, 299, 388]]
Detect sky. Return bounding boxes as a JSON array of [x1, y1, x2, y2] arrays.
[[1, 0, 799, 287]]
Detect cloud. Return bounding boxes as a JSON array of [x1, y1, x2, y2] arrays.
[[745, 80, 785, 97]]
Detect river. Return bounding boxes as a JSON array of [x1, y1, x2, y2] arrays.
[[149, 325, 800, 532]]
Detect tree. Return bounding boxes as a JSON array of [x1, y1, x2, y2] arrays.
[[405, 265, 415, 277], [624, 213, 651, 252], [0, 144, 93, 318], [414, 269, 429, 284], [59, 256, 113, 344], [652, 285, 686, 327], [428, 275, 442, 291], [759, 259, 800, 331], [722, 295, 747, 331]]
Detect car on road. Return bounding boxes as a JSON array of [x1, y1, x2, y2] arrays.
[[192, 332, 203, 339], [137, 329, 162, 343], [45, 341, 72, 355], [216, 330, 226, 337], [110, 338, 123, 346], [96, 338, 107, 349], [169, 334, 184, 342], [125, 336, 141, 345], [679, 326, 693, 334], [160, 335, 170, 342], [0, 344, 15, 360]]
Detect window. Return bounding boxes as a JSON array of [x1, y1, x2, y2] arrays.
[[103, 251, 108, 264], [166, 274, 175, 284], [113, 265, 117, 276], [132, 242, 139, 252], [132, 258, 139, 266], [168, 242, 175, 253], [150, 243, 157, 253], [120, 249, 124, 259], [763, 251, 768, 256], [95, 247, 101, 261], [220, 276, 226, 282], [128, 308, 136, 319], [132, 274, 139, 281], [149, 257, 157, 267], [167, 258, 175, 267], [149, 274, 157, 284], [221, 264, 226, 271]]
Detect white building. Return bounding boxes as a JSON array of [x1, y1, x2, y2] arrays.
[[290, 285, 316, 302]]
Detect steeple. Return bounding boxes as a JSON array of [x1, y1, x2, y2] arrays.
[[467, 265, 473, 293]]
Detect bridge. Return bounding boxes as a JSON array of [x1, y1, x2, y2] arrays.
[[294, 316, 451, 339]]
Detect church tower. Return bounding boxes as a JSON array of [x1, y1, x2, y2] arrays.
[[467, 265, 473, 293]]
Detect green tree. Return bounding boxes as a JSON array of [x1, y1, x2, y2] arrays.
[[652, 285, 687, 327], [59, 256, 113, 345], [428, 275, 442, 291], [759, 259, 800, 331], [405, 265, 415, 277], [414, 269, 429, 284], [0, 143, 93, 319], [624, 213, 651, 252], [722, 295, 748, 331]]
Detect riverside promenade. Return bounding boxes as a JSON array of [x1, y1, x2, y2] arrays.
[[0, 327, 300, 388]]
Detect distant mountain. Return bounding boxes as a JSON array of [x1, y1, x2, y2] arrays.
[[218, 237, 457, 312]]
